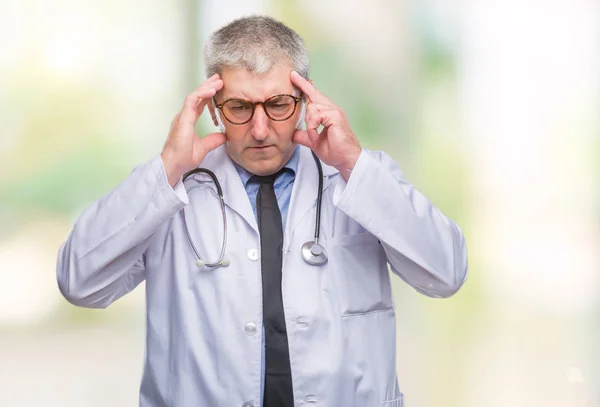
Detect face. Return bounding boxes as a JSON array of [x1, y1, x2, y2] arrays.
[[209, 64, 302, 176]]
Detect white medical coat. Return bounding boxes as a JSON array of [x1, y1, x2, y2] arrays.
[[57, 145, 468, 407]]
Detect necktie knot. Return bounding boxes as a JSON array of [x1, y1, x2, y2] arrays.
[[250, 169, 285, 186]]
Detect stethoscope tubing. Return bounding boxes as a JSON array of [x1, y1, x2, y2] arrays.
[[181, 151, 324, 267], [310, 151, 323, 246], [182, 168, 228, 267]]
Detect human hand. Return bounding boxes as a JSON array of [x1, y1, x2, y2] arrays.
[[290, 71, 362, 181], [161, 74, 226, 186]]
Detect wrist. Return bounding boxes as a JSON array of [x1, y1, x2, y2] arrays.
[[160, 151, 186, 187], [335, 148, 361, 182]]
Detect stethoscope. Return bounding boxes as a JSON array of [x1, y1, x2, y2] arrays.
[[181, 151, 328, 268]]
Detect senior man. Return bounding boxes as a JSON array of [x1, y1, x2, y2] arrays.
[[57, 15, 468, 407]]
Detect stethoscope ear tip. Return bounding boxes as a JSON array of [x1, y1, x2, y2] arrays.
[[220, 256, 231, 267], [196, 256, 231, 268]]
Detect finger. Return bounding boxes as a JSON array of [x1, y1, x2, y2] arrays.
[[185, 75, 222, 108], [305, 109, 329, 138], [306, 123, 320, 143], [193, 132, 227, 163], [179, 98, 208, 126], [201, 132, 227, 152], [191, 87, 219, 112], [306, 102, 331, 114], [292, 129, 314, 148], [290, 71, 330, 104], [307, 106, 340, 126], [179, 85, 222, 126], [185, 78, 223, 103], [194, 74, 221, 90], [202, 74, 222, 88], [306, 102, 334, 124], [189, 80, 223, 109]]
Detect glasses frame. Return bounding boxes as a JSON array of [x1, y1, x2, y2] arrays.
[[214, 94, 302, 125]]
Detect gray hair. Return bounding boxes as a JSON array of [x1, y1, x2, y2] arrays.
[[205, 15, 309, 80]]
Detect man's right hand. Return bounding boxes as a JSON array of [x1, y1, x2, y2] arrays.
[[161, 74, 226, 187]]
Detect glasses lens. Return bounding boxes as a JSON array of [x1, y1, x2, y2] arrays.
[[222, 99, 253, 124], [265, 95, 296, 121]]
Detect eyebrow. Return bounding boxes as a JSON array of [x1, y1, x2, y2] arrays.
[[218, 89, 301, 102]]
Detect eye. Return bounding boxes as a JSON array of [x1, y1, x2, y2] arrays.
[[266, 96, 294, 111], [226, 101, 252, 111]]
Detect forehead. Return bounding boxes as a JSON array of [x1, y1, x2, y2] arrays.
[[219, 64, 295, 101]]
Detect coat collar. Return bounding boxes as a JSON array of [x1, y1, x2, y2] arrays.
[[184, 144, 339, 238], [186, 145, 258, 234]]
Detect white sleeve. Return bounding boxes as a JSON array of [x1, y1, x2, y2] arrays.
[[56, 155, 189, 308], [333, 149, 468, 298]]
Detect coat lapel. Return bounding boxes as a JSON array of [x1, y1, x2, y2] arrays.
[[284, 146, 338, 250], [186, 145, 259, 235]]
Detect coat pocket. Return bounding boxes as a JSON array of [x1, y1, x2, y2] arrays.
[[382, 394, 404, 407], [329, 232, 394, 316]]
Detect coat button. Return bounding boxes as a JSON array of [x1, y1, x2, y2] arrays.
[[296, 317, 310, 329], [244, 322, 257, 336], [247, 249, 259, 261]]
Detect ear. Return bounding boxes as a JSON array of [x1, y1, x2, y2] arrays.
[[295, 99, 306, 130], [207, 100, 218, 127], [211, 102, 227, 134]]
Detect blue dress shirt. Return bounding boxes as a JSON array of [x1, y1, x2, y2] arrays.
[[233, 145, 300, 406]]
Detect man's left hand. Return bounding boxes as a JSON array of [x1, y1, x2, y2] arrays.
[[291, 71, 362, 181]]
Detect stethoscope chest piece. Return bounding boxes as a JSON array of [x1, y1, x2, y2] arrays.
[[301, 241, 328, 265]]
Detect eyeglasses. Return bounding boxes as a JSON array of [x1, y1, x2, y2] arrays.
[[214, 94, 302, 125]]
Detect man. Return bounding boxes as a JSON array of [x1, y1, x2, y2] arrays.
[[57, 15, 468, 407]]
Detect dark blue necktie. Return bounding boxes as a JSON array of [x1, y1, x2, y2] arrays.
[[252, 171, 294, 407]]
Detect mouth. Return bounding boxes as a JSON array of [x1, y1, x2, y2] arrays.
[[248, 145, 273, 150]]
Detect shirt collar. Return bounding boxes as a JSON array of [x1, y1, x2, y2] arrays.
[[233, 144, 300, 187]]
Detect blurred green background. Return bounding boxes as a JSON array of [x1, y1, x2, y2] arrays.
[[0, 0, 598, 406]]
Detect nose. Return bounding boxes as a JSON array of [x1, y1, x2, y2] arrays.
[[250, 104, 269, 141]]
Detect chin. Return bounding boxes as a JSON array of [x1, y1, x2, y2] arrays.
[[241, 149, 282, 175], [248, 161, 280, 176], [245, 156, 281, 175]]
